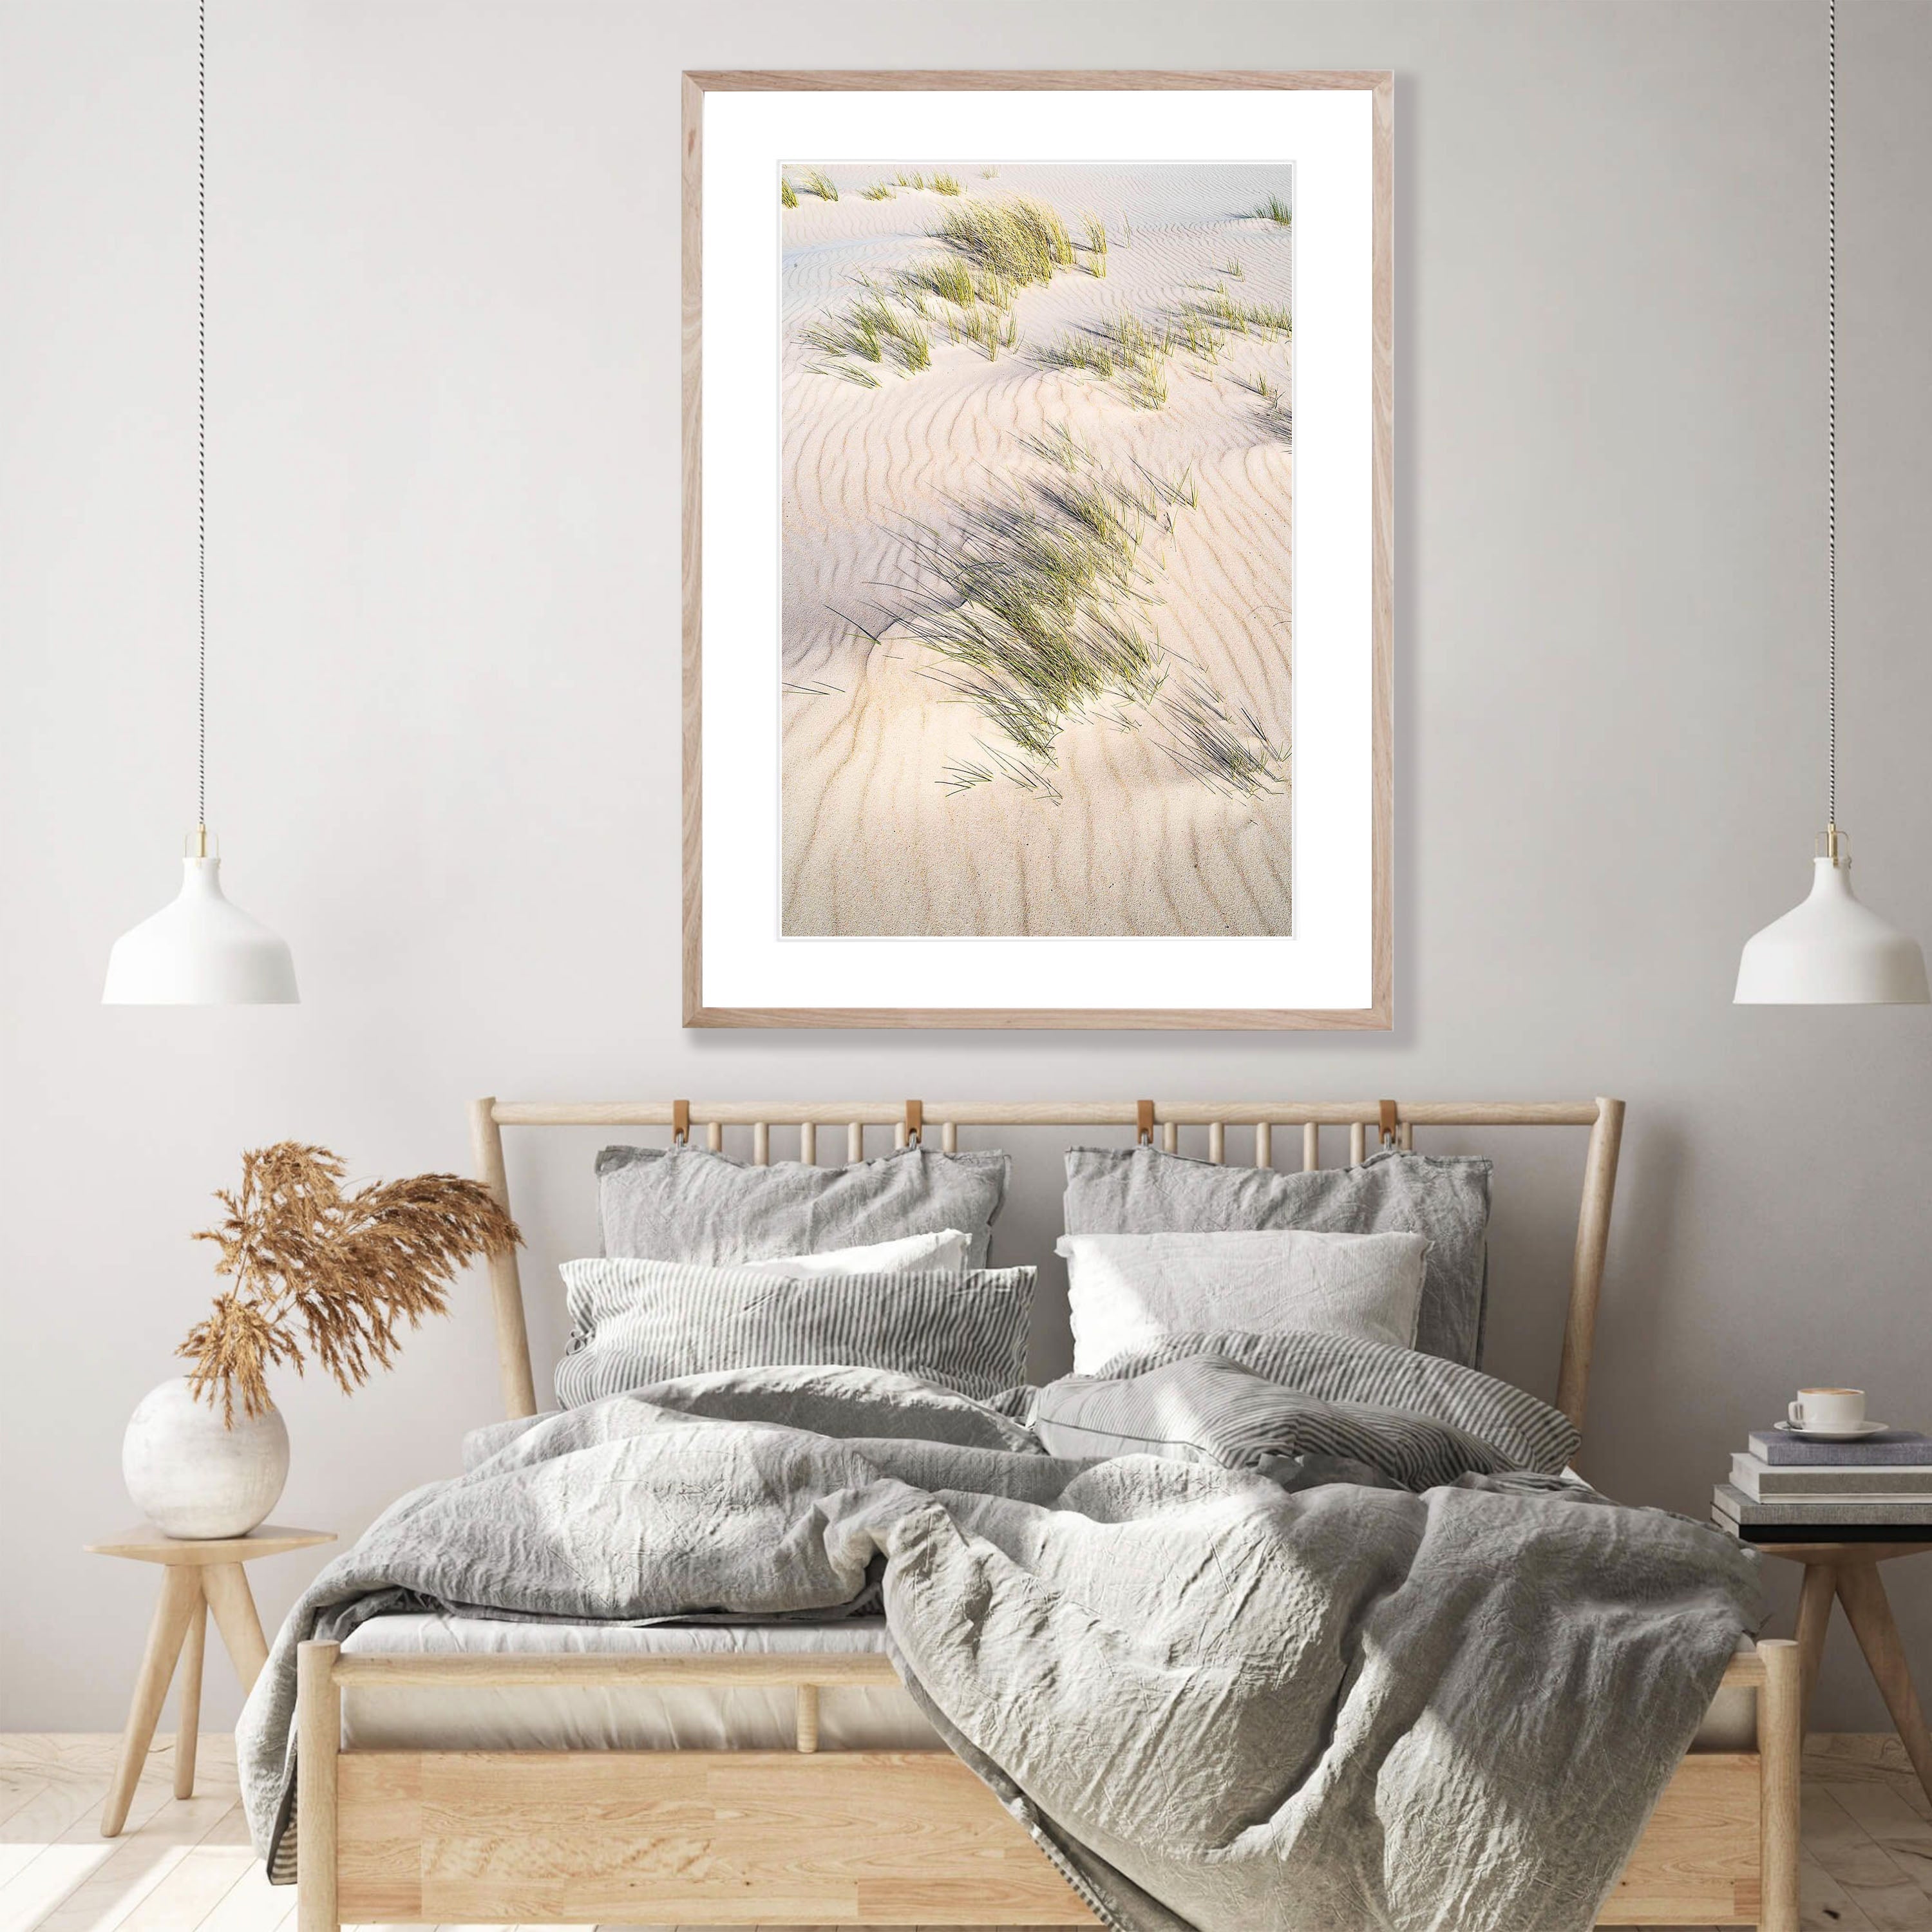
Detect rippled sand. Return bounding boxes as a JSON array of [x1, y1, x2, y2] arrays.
[[781, 163, 1294, 938]]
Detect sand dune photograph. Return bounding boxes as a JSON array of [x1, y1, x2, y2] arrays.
[[779, 162, 1296, 939]]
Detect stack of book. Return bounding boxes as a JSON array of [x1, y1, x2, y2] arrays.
[[1714, 1429, 1932, 1540]]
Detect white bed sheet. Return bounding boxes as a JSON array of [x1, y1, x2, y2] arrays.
[[337, 1612, 1756, 1754]]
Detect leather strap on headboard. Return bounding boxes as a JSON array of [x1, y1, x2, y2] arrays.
[[470, 1094, 1623, 1441]]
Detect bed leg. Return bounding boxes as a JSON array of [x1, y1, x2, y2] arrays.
[[1759, 1638, 1800, 1932], [298, 1640, 341, 1932]]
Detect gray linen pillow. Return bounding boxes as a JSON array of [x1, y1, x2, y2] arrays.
[[598, 1143, 1010, 1269], [555, 1258, 1035, 1407], [1062, 1146, 1492, 1366]]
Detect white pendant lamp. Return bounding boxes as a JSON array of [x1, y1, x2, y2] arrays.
[[104, 0, 297, 1007], [1735, 0, 1927, 1007]]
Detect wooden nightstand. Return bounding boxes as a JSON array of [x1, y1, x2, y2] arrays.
[[1741, 1534, 1932, 1804], [86, 1520, 334, 1837]]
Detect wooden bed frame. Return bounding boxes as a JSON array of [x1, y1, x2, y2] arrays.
[[295, 1096, 1799, 1931]]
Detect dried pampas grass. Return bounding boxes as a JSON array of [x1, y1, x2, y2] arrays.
[[180, 1142, 522, 1425]]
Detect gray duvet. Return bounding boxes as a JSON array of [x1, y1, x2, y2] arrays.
[[237, 1356, 1760, 1932]]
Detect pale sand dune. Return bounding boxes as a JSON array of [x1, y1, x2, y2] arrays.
[[779, 163, 1294, 937]]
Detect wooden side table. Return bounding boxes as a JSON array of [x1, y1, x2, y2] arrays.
[[87, 1521, 334, 1837], [1753, 1537, 1932, 1804]]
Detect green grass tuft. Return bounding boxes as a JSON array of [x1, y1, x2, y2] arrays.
[[931, 171, 963, 196], [1253, 193, 1293, 225], [1028, 424, 1090, 471], [890, 444, 1278, 799], [1193, 283, 1292, 341], [935, 195, 1075, 293], [781, 177, 798, 208], [805, 360, 880, 388], [1046, 309, 1172, 407], [800, 168, 840, 202], [1081, 213, 1108, 278], [1044, 332, 1115, 379], [942, 301, 1018, 360], [861, 182, 895, 200], [803, 276, 931, 375], [904, 256, 978, 308]]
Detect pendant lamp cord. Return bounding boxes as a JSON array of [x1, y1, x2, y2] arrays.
[[1827, 0, 1837, 835], [194, 0, 205, 838]]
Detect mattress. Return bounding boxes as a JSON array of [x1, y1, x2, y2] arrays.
[[338, 1613, 1758, 1754]]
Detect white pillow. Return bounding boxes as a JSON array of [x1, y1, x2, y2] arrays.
[[1055, 1229, 1430, 1373], [736, 1227, 971, 1277]]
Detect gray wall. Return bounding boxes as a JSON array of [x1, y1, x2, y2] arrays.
[[4, 0, 1929, 1733]]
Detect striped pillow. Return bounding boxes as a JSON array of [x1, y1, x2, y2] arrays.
[[1079, 1329, 1580, 1475], [1030, 1355, 1530, 1492], [556, 1258, 1035, 1408]]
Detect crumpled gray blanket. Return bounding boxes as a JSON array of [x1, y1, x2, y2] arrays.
[[237, 1356, 1761, 1932]]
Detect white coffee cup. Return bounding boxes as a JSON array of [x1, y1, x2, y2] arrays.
[[1788, 1387, 1866, 1433]]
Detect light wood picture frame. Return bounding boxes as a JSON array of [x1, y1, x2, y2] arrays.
[[682, 70, 1393, 1028]]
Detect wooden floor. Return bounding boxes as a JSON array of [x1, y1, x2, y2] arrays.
[[4, 1734, 1929, 1932]]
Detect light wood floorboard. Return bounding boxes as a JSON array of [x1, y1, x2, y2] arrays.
[[4, 1735, 1929, 1932]]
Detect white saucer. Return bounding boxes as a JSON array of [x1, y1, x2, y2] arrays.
[[1775, 1419, 1890, 1441]]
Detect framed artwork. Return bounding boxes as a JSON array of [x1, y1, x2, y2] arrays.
[[683, 70, 1392, 1028]]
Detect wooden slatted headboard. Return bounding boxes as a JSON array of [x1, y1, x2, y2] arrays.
[[469, 1097, 1625, 1441]]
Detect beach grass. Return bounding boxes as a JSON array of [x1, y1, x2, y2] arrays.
[[904, 256, 978, 308], [1045, 309, 1173, 407], [1044, 332, 1115, 379], [804, 359, 880, 388], [804, 275, 932, 375], [895, 169, 927, 190], [1194, 283, 1293, 341], [1039, 270, 1287, 406], [857, 281, 930, 370], [1081, 213, 1108, 278], [781, 177, 799, 209], [892, 444, 1273, 799], [1104, 311, 1169, 406], [1155, 672, 1290, 798], [945, 301, 1011, 360], [936, 196, 1075, 293], [1170, 310, 1221, 360], [800, 167, 840, 202], [942, 741, 1064, 802], [1253, 193, 1293, 225], [931, 171, 964, 196], [787, 193, 1084, 385], [1027, 424, 1091, 471], [861, 182, 895, 200], [897, 451, 1182, 763]]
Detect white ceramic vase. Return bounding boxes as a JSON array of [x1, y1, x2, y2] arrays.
[[122, 1377, 289, 1539]]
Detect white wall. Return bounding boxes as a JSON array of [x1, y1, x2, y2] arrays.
[[4, 0, 1931, 1734]]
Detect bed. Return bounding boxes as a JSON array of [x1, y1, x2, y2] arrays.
[[289, 1095, 1799, 1931]]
